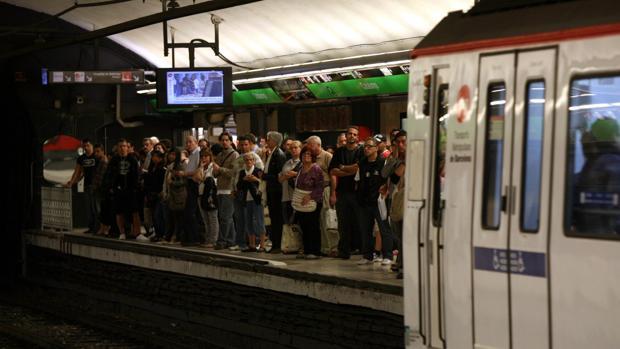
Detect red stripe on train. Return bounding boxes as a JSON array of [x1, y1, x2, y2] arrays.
[[411, 22, 620, 59]]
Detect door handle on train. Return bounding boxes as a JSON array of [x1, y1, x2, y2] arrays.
[[501, 185, 509, 212], [510, 185, 517, 215]]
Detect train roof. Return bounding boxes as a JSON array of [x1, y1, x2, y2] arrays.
[[412, 0, 620, 58]]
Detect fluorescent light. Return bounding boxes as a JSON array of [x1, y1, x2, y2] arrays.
[[528, 98, 545, 104], [568, 103, 613, 111], [490, 100, 506, 106], [231, 50, 411, 77], [137, 88, 156, 95], [232, 59, 410, 85]]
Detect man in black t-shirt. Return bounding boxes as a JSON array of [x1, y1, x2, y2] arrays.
[[355, 137, 393, 265], [66, 138, 99, 234], [328, 126, 364, 259], [106, 139, 146, 241]]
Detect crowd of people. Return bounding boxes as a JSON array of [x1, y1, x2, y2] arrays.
[[65, 126, 408, 278]]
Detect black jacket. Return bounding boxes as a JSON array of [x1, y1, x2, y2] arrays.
[[262, 147, 287, 193], [236, 167, 263, 205]]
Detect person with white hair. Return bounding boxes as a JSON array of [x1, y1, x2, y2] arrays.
[[262, 131, 287, 252]]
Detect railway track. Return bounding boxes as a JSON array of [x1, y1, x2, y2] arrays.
[[0, 303, 146, 349]]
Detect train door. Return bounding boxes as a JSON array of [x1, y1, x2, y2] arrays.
[[427, 68, 449, 349], [472, 48, 555, 349]]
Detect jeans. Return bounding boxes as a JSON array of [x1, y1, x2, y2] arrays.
[[153, 199, 166, 238], [233, 199, 248, 248], [336, 191, 361, 256], [358, 204, 393, 260], [85, 186, 100, 233], [182, 180, 200, 244], [199, 203, 219, 245], [216, 194, 236, 247], [391, 219, 403, 270], [266, 190, 283, 249], [240, 201, 263, 238]]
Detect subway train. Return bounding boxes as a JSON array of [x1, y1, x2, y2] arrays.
[[402, 1, 620, 348]]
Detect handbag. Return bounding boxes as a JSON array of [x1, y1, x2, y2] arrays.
[[325, 207, 338, 230], [281, 223, 303, 253], [292, 188, 317, 212]]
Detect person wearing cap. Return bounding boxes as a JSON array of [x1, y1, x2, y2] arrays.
[[573, 117, 620, 235], [374, 134, 390, 159]]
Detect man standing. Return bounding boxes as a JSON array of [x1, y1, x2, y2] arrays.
[[212, 132, 239, 250], [65, 138, 99, 234], [262, 131, 287, 252], [176, 135, 202, 245], [106, 139, 146, 241], [329, 126, 363, 259], [355, 137, 393, 265]]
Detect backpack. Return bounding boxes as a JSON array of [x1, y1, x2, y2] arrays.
[[167, 176, 187, 211]]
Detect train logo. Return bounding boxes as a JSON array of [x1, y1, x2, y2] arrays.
[[456, 84, 470, 123]]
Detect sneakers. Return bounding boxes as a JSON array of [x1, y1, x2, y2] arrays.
[[381, 258, 392, 266], [241, 247, 257, 252], [372, 253, 383, 263], [228, 245, 240, 251], [356, 258, 372, 265], [305, 254, 320, 260], [135, 234, 150, 242], [118, 233, 126, 240]]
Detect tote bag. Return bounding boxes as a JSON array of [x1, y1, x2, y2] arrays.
[[281, 223, 303, 253]]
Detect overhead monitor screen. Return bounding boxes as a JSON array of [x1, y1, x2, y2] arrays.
[[157, 67, 232, 108], [166, 70, 224, 104]]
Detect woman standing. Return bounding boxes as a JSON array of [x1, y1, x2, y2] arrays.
[[278, 140, 301, 224], [293, 146, 324, 259], [235, 153, 263, 252]]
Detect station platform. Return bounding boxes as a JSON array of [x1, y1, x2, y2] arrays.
[[24, 229, 403, 315]]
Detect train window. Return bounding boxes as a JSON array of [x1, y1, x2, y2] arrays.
[[432, 84, 449, 227], [566, 75, 620, 238], [520, 81, 545, 233], [482, 82, 506, 230]]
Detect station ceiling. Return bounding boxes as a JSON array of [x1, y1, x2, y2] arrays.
[[3, 0, 473, 71]]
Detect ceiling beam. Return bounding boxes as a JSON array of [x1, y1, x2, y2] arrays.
[[2, 0, 261, 59]]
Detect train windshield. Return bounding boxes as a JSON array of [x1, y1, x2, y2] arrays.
[[566, 75, 620, 237]]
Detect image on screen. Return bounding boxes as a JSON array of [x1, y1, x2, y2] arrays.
[[166, 70, 224, 105]]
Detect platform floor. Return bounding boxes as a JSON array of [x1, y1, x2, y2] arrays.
[[68, 229, 401, 287], [25, 229, 403, 315]]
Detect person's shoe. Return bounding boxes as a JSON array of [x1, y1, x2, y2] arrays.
[[135, 234, 150, 242], [150, 236, 162, 243], [295, 253, 306, 259], [241, 247, 257, 252], [305, 254, 320, 260], [372, 253, 382, 263], [357, 258, 372, 265], [214, 244, 226, 250], [204, 243, 215, 249], [351, 249, 361, 255], [391, 263, 399, 272], [337, 253, 350, 260], [381, 258, 392, 266], [228, 245, 240, 251], [118, 233, 126, 240], [397, 271, 403, 279], [256, 247, 266, 253]]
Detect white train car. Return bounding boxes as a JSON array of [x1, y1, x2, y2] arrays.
[[403, 1, 620, 348]]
